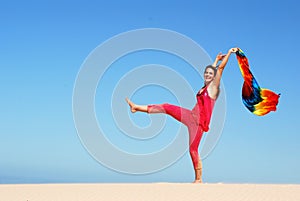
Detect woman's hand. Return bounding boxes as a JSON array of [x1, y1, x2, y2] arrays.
[[229, 47, 239, 53], [212, 53, 226, 67], [216, 53, 226, 61]]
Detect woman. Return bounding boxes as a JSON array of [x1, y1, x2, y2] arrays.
[[126, 47, 238, 183]]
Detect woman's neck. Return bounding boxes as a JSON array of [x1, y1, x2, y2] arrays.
[[204, 80, 212, 87]]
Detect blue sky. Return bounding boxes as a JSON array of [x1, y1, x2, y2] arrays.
[[1, 0, 299, 184]]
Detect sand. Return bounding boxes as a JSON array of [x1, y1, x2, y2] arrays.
[[1, 183, 300, 201]]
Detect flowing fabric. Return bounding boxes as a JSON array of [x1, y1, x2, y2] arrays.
[[235, 48, 280, 116]]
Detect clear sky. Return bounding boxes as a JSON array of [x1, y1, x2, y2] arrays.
[[1, 0, 299, 184]]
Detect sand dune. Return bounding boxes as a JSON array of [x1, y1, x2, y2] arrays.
[[1, 183, 300, 201]]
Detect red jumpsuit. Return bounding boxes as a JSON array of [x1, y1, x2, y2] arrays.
[[147, 85, 215, 169]]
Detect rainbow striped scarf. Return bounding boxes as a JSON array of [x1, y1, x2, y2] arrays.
[[235, 48, 280, 116]]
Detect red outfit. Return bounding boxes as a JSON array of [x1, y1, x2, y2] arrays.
[[147, 85, 215, 169]]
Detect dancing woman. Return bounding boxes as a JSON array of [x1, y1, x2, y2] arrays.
[[126, 48, 238, 183]]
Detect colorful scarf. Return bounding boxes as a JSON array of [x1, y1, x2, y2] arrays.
[[235, 48, 280, 116]]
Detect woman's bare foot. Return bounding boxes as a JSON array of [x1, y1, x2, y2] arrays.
[[125, 98, 137, 113], [192, 179, 202, 184]]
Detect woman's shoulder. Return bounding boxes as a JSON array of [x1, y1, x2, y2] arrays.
[[206, 83, 219, 100]]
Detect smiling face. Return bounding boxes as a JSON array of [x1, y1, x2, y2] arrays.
[[204, 66, 216, 85]]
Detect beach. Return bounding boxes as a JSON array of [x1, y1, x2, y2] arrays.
[[1, 183, 299, 201]]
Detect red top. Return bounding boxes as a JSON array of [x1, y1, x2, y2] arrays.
[[191, 86, 216, 132]]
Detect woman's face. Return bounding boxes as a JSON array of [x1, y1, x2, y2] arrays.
[[204, 68, 215, 83]]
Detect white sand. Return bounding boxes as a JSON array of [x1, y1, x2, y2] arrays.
[[1, 183, 300, 201]]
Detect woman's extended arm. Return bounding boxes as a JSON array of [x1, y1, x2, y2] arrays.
[[213, 48, 238, 88]]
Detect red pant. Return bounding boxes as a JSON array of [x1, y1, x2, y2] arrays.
[[148, 103, 203, 169]]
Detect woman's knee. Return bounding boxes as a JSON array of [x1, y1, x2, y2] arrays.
[[189, 147, 198, 158], [148, 104, 168, 113]]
